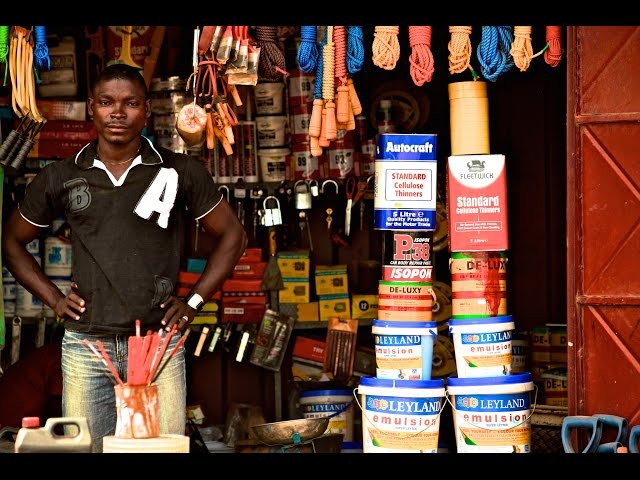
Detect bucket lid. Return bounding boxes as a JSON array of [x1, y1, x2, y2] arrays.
[[258, 148, 291, 155], [373, 319, 437, 329], [359, 376, 444, 390], [447, 372, 532, 387], [448, 315, 513, 326], [299, 389, 352, 398]]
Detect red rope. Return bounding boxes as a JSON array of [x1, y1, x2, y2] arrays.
[[545, 26, 563, 67], [334, 26, 347, 86], [409, 26, 435, 85]]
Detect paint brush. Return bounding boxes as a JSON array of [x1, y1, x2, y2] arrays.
[[151, 328, 191, 383], [94, 340, 125, 386], [83, 339, 122, 385]]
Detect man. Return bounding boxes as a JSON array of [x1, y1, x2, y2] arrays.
[[2, 63, 247, 452]]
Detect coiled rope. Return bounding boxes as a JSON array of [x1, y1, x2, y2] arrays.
[[448, 26, 476, 77], [544, 26, 563, 67], [408, 26, 435, 86], [309, 28, 327, 156], [321, 25, 337, 141], [334, 26, 350, 125], [0, 26, 9, 85], [476, 26, 514, 82], [346, 26, 364, 74], [255, 26, 286, 81], [297, 25, 319, 73], [33, 25, 50, 71], [510, 26, 534, 72], [372, 26, 400, 70]]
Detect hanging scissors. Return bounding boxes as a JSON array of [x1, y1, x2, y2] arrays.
[[344, 175, 368, 236]]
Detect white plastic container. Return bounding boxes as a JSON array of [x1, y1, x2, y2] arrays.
[[44, 236, 73, 277], [258, 148, 289, 182], [15, 417, 92, 453], [256, 115, 288, 148], [254, 81, 285, 115], [102, 434, 190, 453]]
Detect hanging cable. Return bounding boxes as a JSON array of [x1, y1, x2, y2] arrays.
[[297, 25, 319, 73], [510, 26, 534, 72], [476, 26, 514, 82], [409, 26, 435, 86], [544, 26, 563, 67], [346, 26, 364, 74], [448, 26, 476, 78], [255, 26, 286, 81], [33, 25, 50, 71], [372, 26, 400, 70]]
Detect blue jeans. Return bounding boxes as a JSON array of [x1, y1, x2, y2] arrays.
[[61, 329, 186, 453]]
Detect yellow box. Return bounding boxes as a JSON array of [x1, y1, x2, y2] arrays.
[[548, 323, 567, 363], [296, 302, 320, 322], [531, 326, 551, 364], [351, 294, 378, 320], [319, 294, 351, 321], [314, 264, 349, 296], [277, 251, 311, 279], [279, 280, 310, 304], [192, 313, 218, 325]]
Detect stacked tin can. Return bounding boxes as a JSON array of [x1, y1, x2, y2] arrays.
[[254, 78, 289, 182]]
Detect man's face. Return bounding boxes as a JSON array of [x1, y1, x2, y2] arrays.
[[87, 78, 150, 145]]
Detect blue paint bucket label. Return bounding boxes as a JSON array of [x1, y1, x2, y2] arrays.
[[299, 389, 354, 441], [447, 372, 535, 453], [357, 376, 445, 453], [372, 320, 437, 380], [374, 134, 438, 231]]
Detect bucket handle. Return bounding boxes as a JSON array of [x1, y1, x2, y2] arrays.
[[445, 383, 539, 433], [353, 386, 447, 440]]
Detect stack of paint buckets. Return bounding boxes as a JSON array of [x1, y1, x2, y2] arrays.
[[445, 80, 535, 453], [355, 132, 446, 454]]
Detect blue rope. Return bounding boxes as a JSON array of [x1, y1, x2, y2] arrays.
[[33, 26, 51, 71], [297, 26, 319, 73], [346, 26, 364, 74], [313, 29, 327, 100], [476, 26, 514, 82]]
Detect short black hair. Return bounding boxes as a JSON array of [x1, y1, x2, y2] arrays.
[[92, 63, 148, 98]]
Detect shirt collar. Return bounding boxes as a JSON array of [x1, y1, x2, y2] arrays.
[[75, 135, 163, 169]]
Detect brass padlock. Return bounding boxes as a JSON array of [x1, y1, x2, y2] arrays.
[[294, 180, 312, 210], [262, 196, 282, 226]]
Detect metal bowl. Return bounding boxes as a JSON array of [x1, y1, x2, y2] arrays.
[[250, 417, 329, 445]]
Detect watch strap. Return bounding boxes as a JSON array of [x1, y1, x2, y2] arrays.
[[186, 292, 205, 312]]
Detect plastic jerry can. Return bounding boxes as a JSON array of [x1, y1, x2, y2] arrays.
[[14, 417, 93, 453]]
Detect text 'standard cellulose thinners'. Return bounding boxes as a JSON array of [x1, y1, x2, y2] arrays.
[[374, 134, 437, 231]]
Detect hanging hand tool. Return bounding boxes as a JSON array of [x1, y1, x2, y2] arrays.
[[344, 175, 367, 236]]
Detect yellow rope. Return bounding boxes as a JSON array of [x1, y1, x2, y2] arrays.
[[448, 26, 473, 74], [510, 26, 533, 72], [372, 26, 400, 70]]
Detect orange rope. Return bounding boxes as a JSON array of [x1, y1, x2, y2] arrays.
[[372, 26, 400, 70], [544, 26, 563, 67], [448, 26, 472, 75], [334, 26, 347, 86], [510, 26, 533, 72], [409, 26, 435, 86]]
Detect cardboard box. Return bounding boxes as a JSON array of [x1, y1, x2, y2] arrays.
[[292, 336, 326, 363], [277, 251, 310, 278], [314, 265, 349, 296], [351, 294, 378, 320], [281, 302, 320, 322], [319, 294, 351, 321], [279, 280, 310, 304], [36, 120, 96, 141], [447, 154, 509, 251], [232, 261, 267, 280]]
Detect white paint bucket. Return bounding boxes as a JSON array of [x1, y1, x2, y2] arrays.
[[43, 276, 72, 317], [258, 148, 289, 182], [256, 115, 288, 148], [372, 320, 438, 380], [448, 316, 515, 377], [25, 238, 40, 256], [298, 389, 354, 442], [254, 81, 285, 115], [16, 284, 43, 317], [446, 372, 535, 453], [102, 434, 190, 453], [356, 376, 445, 453], [44, 236, 73, 277]]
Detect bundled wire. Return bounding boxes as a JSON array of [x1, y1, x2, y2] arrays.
[[372, 26, 400, 70], [476, 26, 514, 82], [544, 26, 563, 67], [409, 26, 435, 86], [255, 26, 286, 81], [296, 25, 319, 73], [346, 26, 364, 74]]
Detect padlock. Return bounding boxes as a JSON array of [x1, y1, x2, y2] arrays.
[[262, 196, 282, 226], [308, 179, 320, 197], [294, 180, 312, 210]]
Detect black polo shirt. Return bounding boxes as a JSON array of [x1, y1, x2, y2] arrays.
[[19, 136, 223, 335]]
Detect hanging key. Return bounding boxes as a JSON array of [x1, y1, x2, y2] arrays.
[[325, 208, 333, 231]]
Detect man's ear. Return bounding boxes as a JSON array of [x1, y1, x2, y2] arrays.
[[87, 97, 94, 119], [145, 99, 151, 119]]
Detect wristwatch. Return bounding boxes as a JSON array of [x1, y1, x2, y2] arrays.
[[186, 292, 205, 312]]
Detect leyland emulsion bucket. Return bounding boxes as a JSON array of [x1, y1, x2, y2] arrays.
[[447, 372, 535, 453], [372, 320, 438, 380], [356, 376, 445, 453], [448, 316, 515, 378], [299, 389, 354, 442]]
